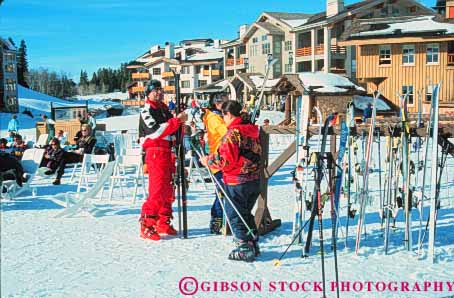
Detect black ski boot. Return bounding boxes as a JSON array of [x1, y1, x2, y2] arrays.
[[209, 217, 223, 235], [252, 238, 261, 257], [228, 241, 255, 262]]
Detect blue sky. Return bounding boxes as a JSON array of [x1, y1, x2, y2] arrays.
[[1, 0, 435, 82]]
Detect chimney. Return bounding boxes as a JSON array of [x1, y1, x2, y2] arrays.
[[447, 0, 454, 19], [213, 39, 221, 48], [165, 42, 175, 59], [327, 0, 344, 17], [239, 24, 249, 38]]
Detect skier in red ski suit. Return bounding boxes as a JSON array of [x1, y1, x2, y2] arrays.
[[138, 80, 188, 241]]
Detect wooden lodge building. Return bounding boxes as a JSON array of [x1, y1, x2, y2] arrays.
[[340, 13, 454, 114]]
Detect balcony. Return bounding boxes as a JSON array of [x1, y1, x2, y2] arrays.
[[131, 86, 145, 93], [296, 44, 346, 57], [162, 72, 174, 79], [202, 69, 221, 76], [236, 58, 244, 65], [131, 72, 150, 80], [226, 58, 235, 66], [164, 85, 175, 93], [331, 45, 347, 55], [448, 54, 454, 66]]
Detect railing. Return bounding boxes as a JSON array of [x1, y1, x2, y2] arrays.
[[131, 73, 150, 80], [236, 57, 244, 65], [331, 45, 347, 55], [295, 44, 324, 57], [448, 54, 454, 66], [211, 69, 221, 76], [161, 72, 174, 78], [296, 47, 312, 57], [164, 85, 175, 92], [226, 58, 235, 66], [131, 86, 145, 93], [203, 70, 210, 76]]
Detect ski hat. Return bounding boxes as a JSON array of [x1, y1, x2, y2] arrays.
[[146, 80, 162, 94]]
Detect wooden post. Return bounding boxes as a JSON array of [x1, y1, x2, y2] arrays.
[[285, 95, 292, 122]]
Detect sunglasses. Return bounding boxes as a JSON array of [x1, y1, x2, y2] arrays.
[[82, 130, 88, 132], [51, 143, 57, 146]]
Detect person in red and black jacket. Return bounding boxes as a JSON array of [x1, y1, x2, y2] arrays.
[[138, 79, 188, 241], [51, 124, 96, 185], [200, 100, 262, 262]]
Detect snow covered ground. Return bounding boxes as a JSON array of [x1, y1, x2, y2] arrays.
[[1, 111, 454, 298]]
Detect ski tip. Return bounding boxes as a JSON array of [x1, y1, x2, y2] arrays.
[[272, 259, 282, 267]]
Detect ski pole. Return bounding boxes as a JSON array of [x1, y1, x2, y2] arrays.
[[192, 148, 257, 239]]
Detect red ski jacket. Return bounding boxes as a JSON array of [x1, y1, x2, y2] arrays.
[[207, 117, 261, 185]]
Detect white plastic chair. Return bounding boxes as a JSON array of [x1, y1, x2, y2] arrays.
[[35, 134, 49, 148], [3, 148, 45, 197], [77, 154, 110, 193], [108, 154, 146, 204], [54, 161, 115, 218]]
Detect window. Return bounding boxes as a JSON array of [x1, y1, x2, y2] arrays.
[[402, 85, 414, 105], [195, 65, 201, 74], [261, 35, 268, 41], [198, 80, 207, 87], [380, 7, 388, 17], [274, 40, 281, 54], [426, 85, 435, 102], [249, 45, 259, 56], [392, 7, 400, 16], [379, 45, 391, 65], [181, 81, 190, 88], [252, 37, 258, 44], [426, 43, 439, 64], [285, 64, 293, 73], [152, 68, 161, 75], [285, 41, 292, 51], [408, 6, 417, 13], [402, 44, 415, 65], [5, 64, 15, 72], [262, 43, 270, 54], [181, 66, 190, 74]]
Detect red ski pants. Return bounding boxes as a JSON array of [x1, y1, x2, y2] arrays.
[[141, 148, 176, 218]]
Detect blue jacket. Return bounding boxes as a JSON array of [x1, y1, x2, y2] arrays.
[[8, 119, 19, 132]]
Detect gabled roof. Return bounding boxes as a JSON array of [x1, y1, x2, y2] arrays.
[[340, 15, 454, 43], [293, 0, 434, 30], [264, 12, 313, 20], [0, 37, 17, 51], [242, 22, 284, 41], [194, 79, 229, 93]]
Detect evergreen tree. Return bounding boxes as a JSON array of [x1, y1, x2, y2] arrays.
[[17, 40, 29, 87]]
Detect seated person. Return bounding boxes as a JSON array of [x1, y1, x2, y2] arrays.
[[0, 152, 25, 188], [10, 134, 29, 160], [56, 130, 68, 145], [40, 138, 64, 175], [0, 138, 8, 151], [52, 124, 96, 185], [6, 131, 16, 144]]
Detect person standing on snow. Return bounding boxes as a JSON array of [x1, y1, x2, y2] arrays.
[[87, 112, 97, 136], [42, 114, 56, 144], [7, 115, 19, 133], [138, 79, 188, 241], [201, 94, 228, 234], [200, 100, 262, 262]]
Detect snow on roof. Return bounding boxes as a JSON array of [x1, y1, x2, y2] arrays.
[[186, 47, 224, 61], [250, 75, 281, 90], [352, 16, 454, 37], [0, 37, 17, 51], [353, 95, 392, 111], [298, 72, 365, 93], [282, 18, 309, 28]]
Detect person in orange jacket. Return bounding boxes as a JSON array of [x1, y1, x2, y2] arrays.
[[202, 94, 228, 234]]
